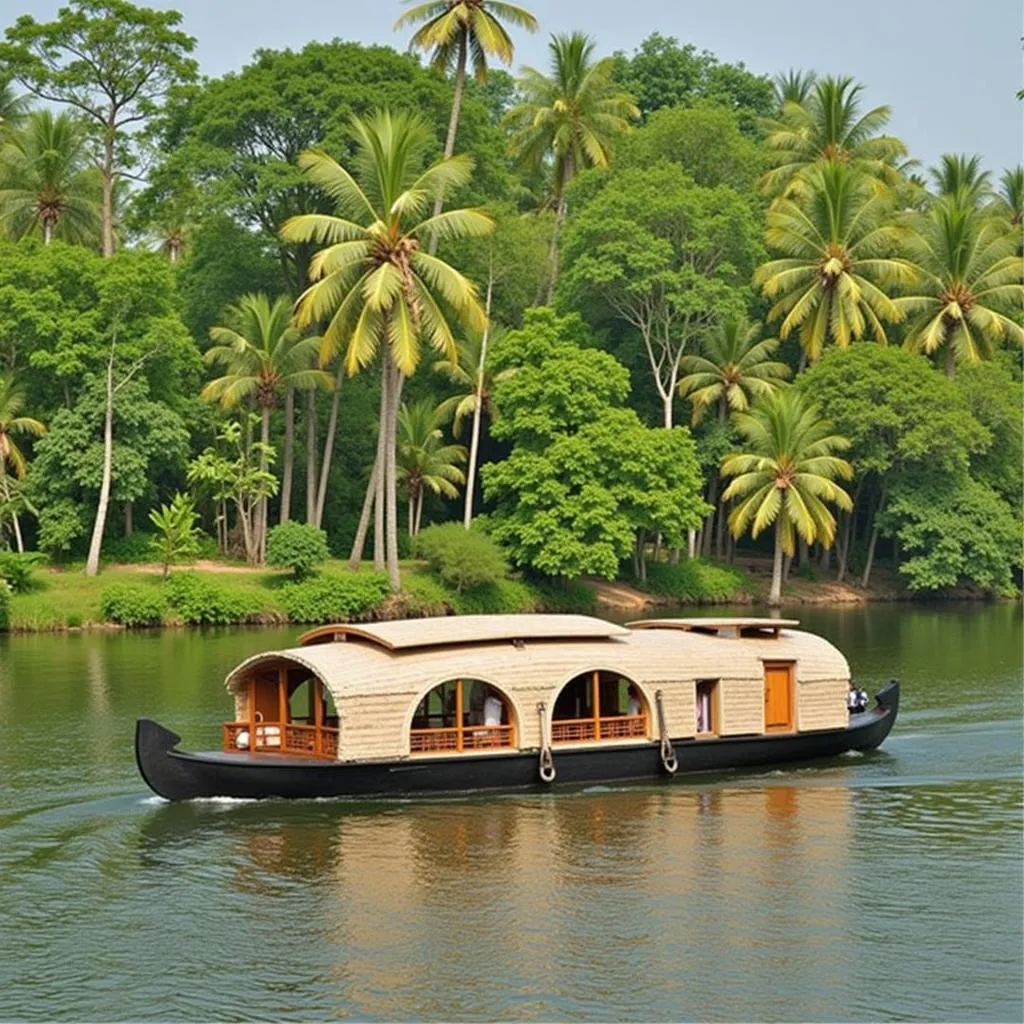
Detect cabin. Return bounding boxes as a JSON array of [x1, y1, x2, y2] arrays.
[[219, 615, 851, 762]]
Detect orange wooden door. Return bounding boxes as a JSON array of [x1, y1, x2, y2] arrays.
[[763, 663, 794, 732]]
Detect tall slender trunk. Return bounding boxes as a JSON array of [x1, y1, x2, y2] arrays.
[[349, 457, 378, 570], [85, 352, 116, 576], [408, 491, 415, 539], [702, 471, 719, 558], [798, 535, 808, 570], [860, 478, 888, 588], [101, 127, 115, 258], [768, 519, 784, 607], [314, 363, 344, 528], [837, 476, 865, 582], [43, 217, 53, 245], [463, 275, 493, 529], [428, 29, 467, 257], [1, 470, 23, 553], [258, 406, 271, 563], [415, 490, 424, 537], [945, 343, 956, 378], [384, 361, 403, 592], [305, 390, 318, 524], [545, 153, 574, 304], [124, 500, 132, 536], [280, 387, 294, 524], [373, 371, 387, 572]]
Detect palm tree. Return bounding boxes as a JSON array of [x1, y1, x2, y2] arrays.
[[896, 195, 1024, 376], [396, 0, 537, 250], [755, 162, 914, 363], [505, 32, 639, 300], [434, 328, 514, 527], [994, 166, 1023, 227], [397, 398, 466, 536], [202, 293, 331, 559], [0, 375, 46, 553], [721, 391, 853, 606], [0, 109, 101, 244], [761, 75, 907, 199], [772, 69, 818, 108], [929, 153, 992, 207], [678, 317, 791, 558], [0, 78, 29, 134], [280, 110, 491, 590]]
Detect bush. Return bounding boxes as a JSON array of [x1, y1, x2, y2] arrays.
[[164, 573, 264, 625], [266, 521, 330, 579], [416, 523, 508, 593], [450, 577, 539, 615], [399, 571, 452, 617], [0, 579, 10, 631], [280, 572, 391, 623], [103, 531, 160, 565], [0, 551, 44, 593], [533, 577, 599, 613], [634, 559, 747, 602], [100, 584, 167, 626]]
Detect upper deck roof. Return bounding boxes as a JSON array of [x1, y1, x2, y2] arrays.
[[297, 614, 631, 651], [628, 617, 800, 637]]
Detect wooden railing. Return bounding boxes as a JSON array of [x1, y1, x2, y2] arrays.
[[551, 714, 648, 744], [409, 724, 515, 754], [223, 721, 339, 758]]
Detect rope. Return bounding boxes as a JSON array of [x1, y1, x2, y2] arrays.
[[537, 702, 556, 783], [655, 689, 678, 775]]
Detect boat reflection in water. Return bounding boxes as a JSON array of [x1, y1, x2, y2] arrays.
[[137, 781, 856, 1021]]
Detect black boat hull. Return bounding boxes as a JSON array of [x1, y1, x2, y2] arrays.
[[136, 681, 900, 801]]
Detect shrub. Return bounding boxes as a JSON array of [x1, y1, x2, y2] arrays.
[[100, 584, 167, 626], [634, 559, 747, 602], [148, 493, 201, 578], [280, 572, 391, 624], [103, 530, 160, 565], [0, 551, 44, 593], [450, 577, 538, 615], [399, 571, 452, 617], [0, 579, 10, 631], [267, 521, 330, 579], [164, 573, 264, 625], [416, 523, 508, 593], [533, 577, 599, 613]]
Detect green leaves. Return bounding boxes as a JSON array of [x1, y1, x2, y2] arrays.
[[147, 491, 200, 578]]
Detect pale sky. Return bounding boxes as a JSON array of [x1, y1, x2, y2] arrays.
[[8, 0, 1024, 173]]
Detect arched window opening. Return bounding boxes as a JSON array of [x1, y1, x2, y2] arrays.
[[410, 679, 516, 754], [224, 663, 339, 758], [551, 671, 649, 743]]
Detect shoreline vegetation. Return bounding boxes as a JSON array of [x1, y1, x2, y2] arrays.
[[2, 555, 1009, 635]]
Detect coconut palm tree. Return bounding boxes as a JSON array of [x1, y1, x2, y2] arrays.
[[772, 68, 818, 108], [929, 153, 992, 207], [396, 398, 466, 536], [721, 391, 853, 606], [202, 293, 331, 559], [505, 32, 639, 300], [755, 162, 914, 363], [896, 195, 1024, 376], [761, 75, 907, 199], [994, 166, 1023, 228], [0, 109, 101, 244], [280, 110, 491, 590], [396, 0, 537, 250], [0, 78, 29, 134], [434, 328, 514, 527], [0, 375, 46, 553]]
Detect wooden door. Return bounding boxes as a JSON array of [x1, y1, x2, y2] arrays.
[[763, 662, 794, 732]]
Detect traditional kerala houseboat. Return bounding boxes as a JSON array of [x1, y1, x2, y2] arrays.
[[135, 614, 900, 801]]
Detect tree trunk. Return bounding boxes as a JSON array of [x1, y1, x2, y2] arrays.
[[85, 355, 116, 576], [101, 127, 115, 258], [1, 470, 24, 553], [638, 530, 647, 582], [687, 528, 696, 559], [463, 275, 493, 529], [427, 29, 467, 257], [819, 543, 831, 573], [768, 520, 784, 607], [43, 217, 53, 245], [305, 390, 318, 524], [860, 479, 888, 588], [258, 406, 271, 563], [349, 457, 378, 570], [415, 490, 424, 537], [632, 533, 641, 578], [408, 492, 415, 540], [280, 387, 294, 524], [314, 363, 344, 528], [373, 370, 387, 572], [702, 470, 719, 558], [945, 343, 956, 378], [384, 361, 403, 592], [545, 153, 574, 304], [798, 535, 808, 570], [124, 500, 132, 536]]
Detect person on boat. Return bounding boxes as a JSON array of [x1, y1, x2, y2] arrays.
[[627, 684, 642, 717], [847, 682, 869, 714], [483, 689, 503, 727]]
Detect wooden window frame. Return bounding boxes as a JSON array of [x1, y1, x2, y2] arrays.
[[409, 679, 517, 755], [695, 679, 720, 738], [551, 671, 650, 744]]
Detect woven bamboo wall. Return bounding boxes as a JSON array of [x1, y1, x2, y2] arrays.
[[797, 679, 849, 732]]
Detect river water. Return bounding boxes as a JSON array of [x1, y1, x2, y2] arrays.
[[0, 604, 1021, 1022]]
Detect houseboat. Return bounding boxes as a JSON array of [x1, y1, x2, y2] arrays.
[[135, 614, 900, 801]]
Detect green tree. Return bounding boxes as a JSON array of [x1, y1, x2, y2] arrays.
[[561, 161, 761, 428], [396, 397, 466, 536], [755, 162, 912, 363], [0, 77, 29, 133], [505, 32, 639, 299], [0, 109, 101, 244], [148, 491, 200, 578], [202, 293, 331, 553], [281, 110, 490, 590], [0, 374, 45, 552], [896, 194, 1024, 375], [395, 0, 537, 245], [994, 166, 1023, 228], [761, 74, 907, 198], [266, 519, 330, 579], [772, 69, 818, 107], [721, 391, 853, 606], [929, 153, 992, 206], [1, 0, 198, 256]]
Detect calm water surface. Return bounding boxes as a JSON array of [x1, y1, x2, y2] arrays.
[[0, 604, 1021, 1022]]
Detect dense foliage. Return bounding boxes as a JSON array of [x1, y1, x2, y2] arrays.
[[266, 521, 330, 579]]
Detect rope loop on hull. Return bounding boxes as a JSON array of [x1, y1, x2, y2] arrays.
[[655, 689, 678, 774], [537, 701, 556, 783]]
